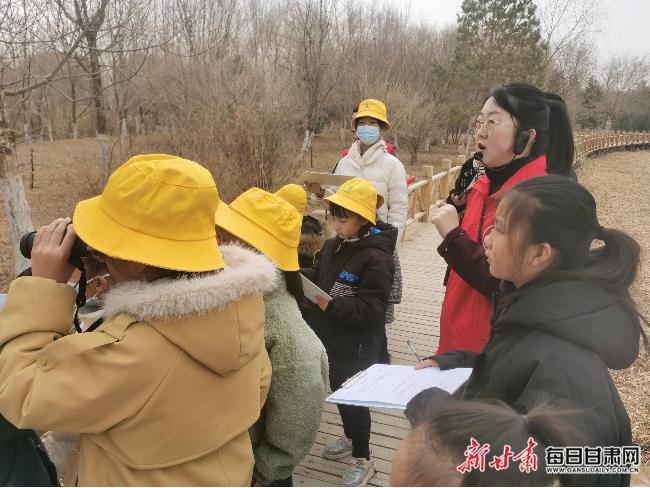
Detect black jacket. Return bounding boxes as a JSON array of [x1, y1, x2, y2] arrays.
[[301, 222, 396, 360], [0, 415, 58, 486], [436, 279, 640, 486]]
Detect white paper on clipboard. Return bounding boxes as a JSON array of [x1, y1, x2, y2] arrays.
[[300, 171, 354, 187], [299, 273, 332, 304], [327, 364, 472, 409]]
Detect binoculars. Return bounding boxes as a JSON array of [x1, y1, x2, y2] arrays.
[[20, 230, 89, 265]]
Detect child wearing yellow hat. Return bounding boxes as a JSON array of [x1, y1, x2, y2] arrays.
[[307, 98, 408, 241], [0, 154, 274, 486], [214, 187, 328, 487], [301, 177, 397, 486]]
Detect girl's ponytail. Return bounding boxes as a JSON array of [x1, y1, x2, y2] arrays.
[[544, 94, 574, 177], [594, 226, 650, 351], [589, 226, 641, 292], [524, 403, 583, 451], [503, 175, 648, 353]]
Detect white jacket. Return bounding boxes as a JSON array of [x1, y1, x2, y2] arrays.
[[329, 140, 408, 241]]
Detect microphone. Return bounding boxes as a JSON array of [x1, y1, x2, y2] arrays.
[[473, 151, 484, 162]]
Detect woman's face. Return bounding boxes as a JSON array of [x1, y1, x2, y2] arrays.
[[474, 97, 518, 168]]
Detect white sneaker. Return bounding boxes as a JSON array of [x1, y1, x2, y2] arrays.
[[342, 456, 375, 486]]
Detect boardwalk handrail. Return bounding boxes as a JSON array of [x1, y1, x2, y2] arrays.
[[403, 130, 650, 241]]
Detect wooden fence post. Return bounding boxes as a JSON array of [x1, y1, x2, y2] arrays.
[[441, 158, 452, 199], [423, 165, 434, 219]]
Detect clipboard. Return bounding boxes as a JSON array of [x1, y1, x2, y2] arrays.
[[327, 364, 472, 409], [299, 273, 332, 304], [300, 171, 354, 187]]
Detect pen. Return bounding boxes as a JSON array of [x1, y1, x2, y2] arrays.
[[406, 339, 422, 362], [341, 370, 367, 388]]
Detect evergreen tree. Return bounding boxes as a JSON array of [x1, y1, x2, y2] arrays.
[[453, 0, 547, 106], [577, 76, 604, 129]]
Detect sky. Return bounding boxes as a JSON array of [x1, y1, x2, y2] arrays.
[[363, 0, 649, 61]]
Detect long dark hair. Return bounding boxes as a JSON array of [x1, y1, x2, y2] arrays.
[[491, 83, 574, 176], [501, 175, 648, 348], [408, 398, 579, 486], [284, 271, 305, 304]]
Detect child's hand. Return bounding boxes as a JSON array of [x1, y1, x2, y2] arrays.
[[414, 358, 438, 370], [31, 218, 77, 283], [316, 295, 330, 311], [431, 204, 460, 238]]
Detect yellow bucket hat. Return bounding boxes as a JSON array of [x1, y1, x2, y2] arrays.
[[215, 188, 301, 271], [73, 154, 223, 272], [274, 184, 307, 215], [353, 99, 391, 129], [324, 178, 384, 224]]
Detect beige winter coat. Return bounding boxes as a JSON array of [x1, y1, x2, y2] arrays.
[[0, 245, 275, 486]]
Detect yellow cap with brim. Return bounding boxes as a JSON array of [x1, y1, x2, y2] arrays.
[[215, 187, 301, 271], [353, 98, 391, 129], [73, 154, 224, 272], [324, 177, 384, 224], [274, 184, 307, 215]]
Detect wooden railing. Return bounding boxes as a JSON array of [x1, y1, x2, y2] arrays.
[[573, 131, 650, 162], [403, 131, 650, 241]]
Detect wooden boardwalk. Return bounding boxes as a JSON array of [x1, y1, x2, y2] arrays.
[[294, 221, 445, 486]]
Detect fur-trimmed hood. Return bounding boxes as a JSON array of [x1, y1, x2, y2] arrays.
[[103, 244, 277, 321], [100, 244, 276, 375]]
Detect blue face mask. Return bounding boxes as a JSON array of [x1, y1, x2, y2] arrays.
[[355, 125, 380, 145]]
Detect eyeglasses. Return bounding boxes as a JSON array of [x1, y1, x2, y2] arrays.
[[473, 117, 514, 135]]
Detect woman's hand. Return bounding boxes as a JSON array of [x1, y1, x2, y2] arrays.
[[450, 192, 469, 207], [316, 295, 330, 311], [306, 183, 325, 198], [414, 358, 438, 370], [31, 218, 77, 283], [431, 204, 460, 238]]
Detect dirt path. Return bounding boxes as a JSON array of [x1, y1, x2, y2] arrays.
[[577, 149, 650, 461]]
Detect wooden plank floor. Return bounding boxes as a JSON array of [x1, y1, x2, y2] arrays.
[[295, 221, 445, 486]]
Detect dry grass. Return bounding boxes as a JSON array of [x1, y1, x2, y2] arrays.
[[576, 149, 650, 464]]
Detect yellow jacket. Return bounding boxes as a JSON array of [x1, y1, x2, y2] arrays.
[[0, 244, 275, 486]]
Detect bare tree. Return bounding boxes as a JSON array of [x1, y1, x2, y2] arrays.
[[601, 55, 650, 129], [286, 0, 343, 163], [0, 0, 92, 273]]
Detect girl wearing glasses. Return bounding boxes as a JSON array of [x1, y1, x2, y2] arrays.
[[431, 83, 574, 354]]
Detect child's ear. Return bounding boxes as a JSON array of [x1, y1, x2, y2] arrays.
[[530, 242, 554, 271]]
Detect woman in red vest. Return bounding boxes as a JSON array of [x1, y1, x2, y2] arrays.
[[431, 83, 574, 354]]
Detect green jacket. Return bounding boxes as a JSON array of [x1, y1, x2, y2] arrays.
[[250, 273, 328, 485]]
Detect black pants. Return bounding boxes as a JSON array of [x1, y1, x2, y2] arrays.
[[329, 357, 373, 459]]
